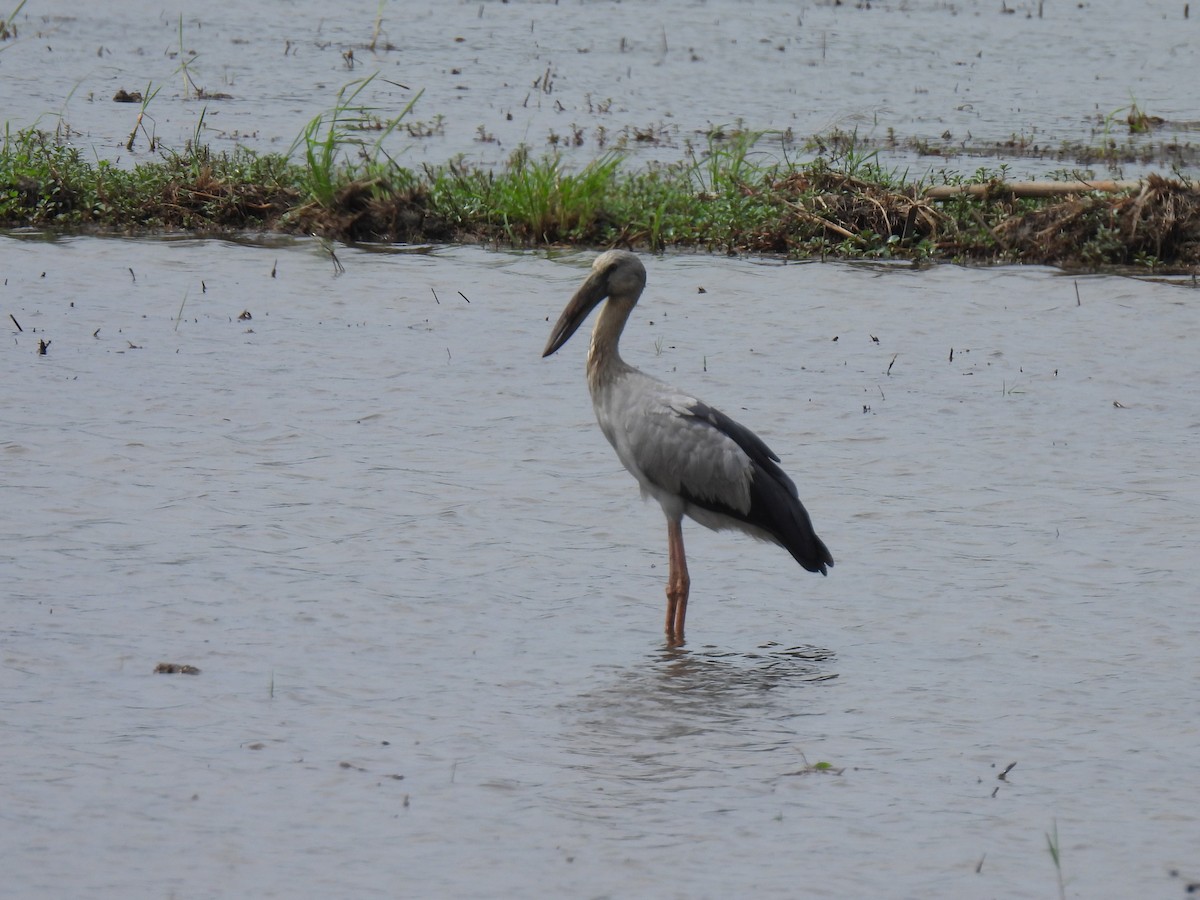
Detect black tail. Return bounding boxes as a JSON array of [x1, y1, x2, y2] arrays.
[[748, 462, 834, 575]]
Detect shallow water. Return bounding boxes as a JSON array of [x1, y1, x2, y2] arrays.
[[2, 0, 1197, 177], [3, 235, 1199, 896]]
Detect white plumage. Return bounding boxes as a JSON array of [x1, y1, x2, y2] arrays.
[[543, 250, 832, 644]]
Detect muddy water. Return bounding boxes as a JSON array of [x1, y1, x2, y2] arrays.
[[2, 235, 1198, 896], [2, 0, 1197, 177]]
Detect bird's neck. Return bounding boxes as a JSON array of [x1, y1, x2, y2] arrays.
[[586, 296, 635, 392]]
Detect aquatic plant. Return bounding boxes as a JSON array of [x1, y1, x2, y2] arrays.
[[0, 0, 26, 42], [0, 124, 300, 229], [488, 147, 624, 243], [124, 82, 163, 152], [288, 72, 423, 209], [173, 15, 201, 99], [1, 121, 1198, 270], [1046, 820, 1066, 900]]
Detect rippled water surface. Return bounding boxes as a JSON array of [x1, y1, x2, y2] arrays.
[[2, 0, 1198, 176], [3, 236, 1199, 897]]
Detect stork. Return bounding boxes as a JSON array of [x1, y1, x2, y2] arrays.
[[542, 250, 833, 645]]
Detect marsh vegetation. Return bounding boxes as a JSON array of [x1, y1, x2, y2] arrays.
[[4, 117, 1198, 271]]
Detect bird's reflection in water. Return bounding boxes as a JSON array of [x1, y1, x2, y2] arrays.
[[656, 642, 836, 689], [558, 643, 838, 814]]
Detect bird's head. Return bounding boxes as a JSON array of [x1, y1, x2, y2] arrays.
[[542, 250, 647, 357]]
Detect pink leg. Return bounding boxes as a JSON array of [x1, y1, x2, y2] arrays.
[[665, 519, 691, 645]]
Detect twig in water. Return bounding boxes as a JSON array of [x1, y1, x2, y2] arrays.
[[457, 291, 470, 303], [886, 353, 897, 376], [1046, 820, 1066, 900], [367, 0, 386, 51], [9, 314, 22, 332], [174, 288, 189, 331], [1074, 280, 1081, 306], [431, 287, 440, 304]]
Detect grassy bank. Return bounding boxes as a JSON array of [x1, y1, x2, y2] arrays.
[[2, 123, 1198, 271]]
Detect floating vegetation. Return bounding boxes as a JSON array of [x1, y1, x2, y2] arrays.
[[1, 123, 1198, 271]]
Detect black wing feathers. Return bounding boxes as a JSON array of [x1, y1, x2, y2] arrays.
[[679, 401, 833, 575]]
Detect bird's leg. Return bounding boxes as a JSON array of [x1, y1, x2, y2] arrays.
[[665, 519, 690, 645]]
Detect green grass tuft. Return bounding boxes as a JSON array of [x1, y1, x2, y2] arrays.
[[2, 95, 1198, 270]]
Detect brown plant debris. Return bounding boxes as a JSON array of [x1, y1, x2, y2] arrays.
[[991, 174, 1200, 266], [154, 662, 201, 675], [293, 179, 455, 244], [742, 169, 943, 254]]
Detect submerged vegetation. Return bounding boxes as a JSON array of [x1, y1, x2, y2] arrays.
[[2, 111, 1198, 271]]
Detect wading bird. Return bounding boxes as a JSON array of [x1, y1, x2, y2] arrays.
[[542, 250, 833, 645]]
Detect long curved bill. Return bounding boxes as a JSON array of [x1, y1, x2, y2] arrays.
[[542, 268, 610, 357]]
